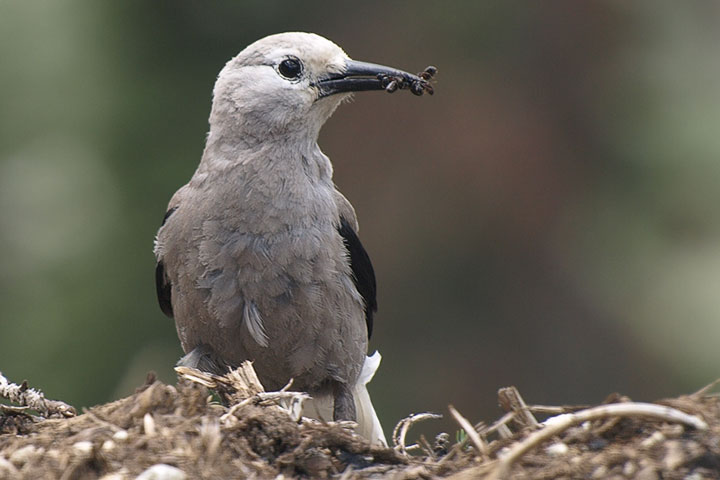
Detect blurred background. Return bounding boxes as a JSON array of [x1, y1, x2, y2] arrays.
[[2, 0, 720, 435]]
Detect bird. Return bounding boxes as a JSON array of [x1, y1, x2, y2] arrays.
[[153, 32, 433, 446]]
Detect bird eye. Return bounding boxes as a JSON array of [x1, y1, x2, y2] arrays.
[[278, 58, 303, 79]]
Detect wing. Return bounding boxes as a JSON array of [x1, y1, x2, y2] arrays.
[[155, 206, 178, 318], [155, 261, 173, 318], [338, 216, 377, 338]]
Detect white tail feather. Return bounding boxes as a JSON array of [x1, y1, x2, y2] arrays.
[[353, 351, 387, 446], [302, 351, 387, 446]]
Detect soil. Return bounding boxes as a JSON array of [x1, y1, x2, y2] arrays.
[[2, 371, 720, 479]]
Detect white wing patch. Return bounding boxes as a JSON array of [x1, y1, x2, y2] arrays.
[[243, 299, 269, 347]]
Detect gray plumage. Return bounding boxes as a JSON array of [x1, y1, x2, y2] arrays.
[[154, 32, 431, 445]]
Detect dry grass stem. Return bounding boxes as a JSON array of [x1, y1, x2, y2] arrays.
[[448, 405, 488, 457], [526, 404, 589, 415], [489, 401, 708, 479], [692, 378, 720, 397], [481, 411, 516, 438]]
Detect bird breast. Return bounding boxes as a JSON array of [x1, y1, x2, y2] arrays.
[[164, 147, 367, 389]]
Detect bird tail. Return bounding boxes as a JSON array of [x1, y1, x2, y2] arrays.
[[353, 351, 388, 446], [302, 351, 388, 446]]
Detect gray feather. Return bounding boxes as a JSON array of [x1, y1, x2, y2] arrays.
[[243, 299, 269, 347], [152, 32, 406, 445]]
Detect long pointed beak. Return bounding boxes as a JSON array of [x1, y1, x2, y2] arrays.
[[316, 60, 435, 98]]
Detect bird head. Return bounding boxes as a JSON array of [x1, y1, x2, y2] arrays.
[[209, 32, 430, 143]]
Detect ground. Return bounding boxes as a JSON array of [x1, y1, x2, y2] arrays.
[[1, 367, 719, 479]]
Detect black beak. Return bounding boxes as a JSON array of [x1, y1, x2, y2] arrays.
[[316, 60, 435, 98]]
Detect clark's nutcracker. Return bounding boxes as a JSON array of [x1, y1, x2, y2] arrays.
[[154, 32, 433, 446]]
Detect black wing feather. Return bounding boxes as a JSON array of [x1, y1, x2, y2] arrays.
[[155, 206, 178, 318], [338, 216, 377, 338], [161, 206, 178, 226], [156, 261, 174, 318]]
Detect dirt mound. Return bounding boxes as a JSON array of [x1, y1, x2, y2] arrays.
[[2, 369, 720, 479]]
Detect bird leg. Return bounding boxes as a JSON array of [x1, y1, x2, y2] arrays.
[[176, 344, 230, 376], [332, 381, 357, 422]]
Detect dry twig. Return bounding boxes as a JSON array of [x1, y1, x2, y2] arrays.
[[488, 401, 708, 480], [392, 412, 443, 455], [692, 378, 720, 397], [481, 411, 516, 440], [497, 386, 539, 429], [176, 363, 309, 422], [0, 371, 75, 418], [221, 390, 309, 423]]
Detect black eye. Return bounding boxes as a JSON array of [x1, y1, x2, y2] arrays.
[[278, 58, 303, 79]]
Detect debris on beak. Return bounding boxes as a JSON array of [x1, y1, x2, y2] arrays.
[[316, 61, 437, 98], [380, 66, 437, 96]]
